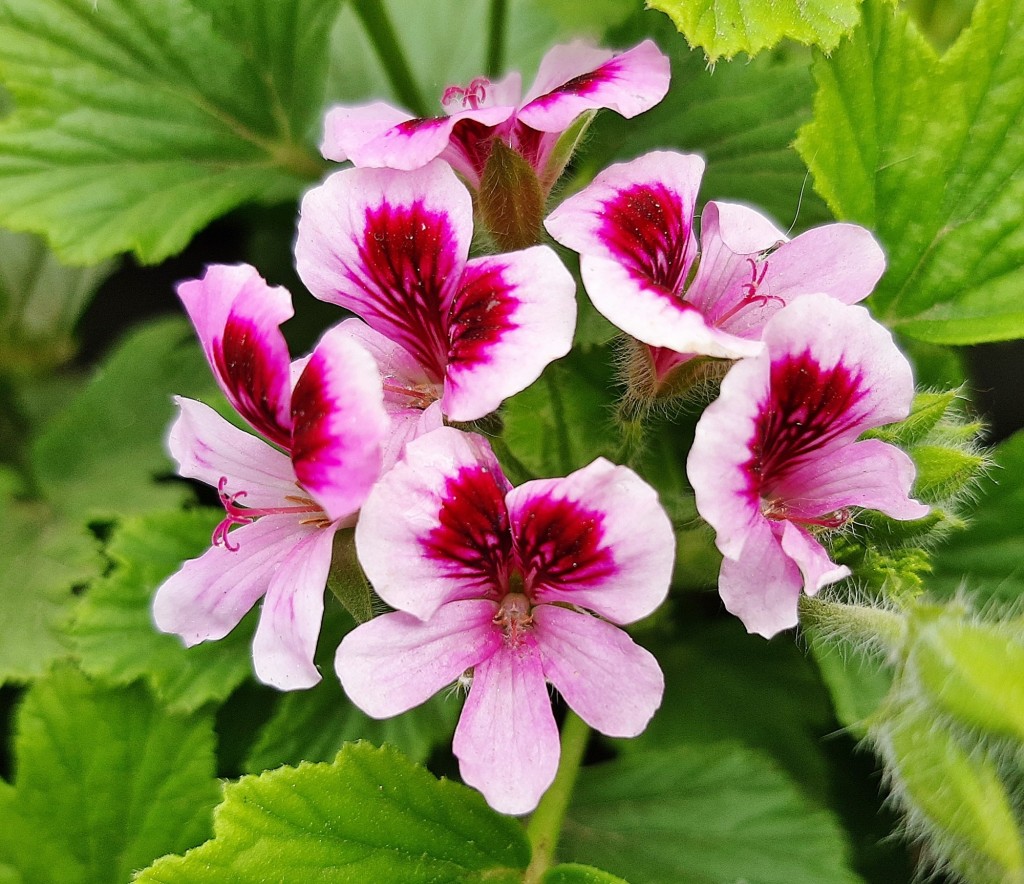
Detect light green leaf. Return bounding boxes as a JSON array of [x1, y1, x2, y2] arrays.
[[31, 316, 216, 519], [72, 510, 255, 713], [575, 24, 831, 234], [562, 744, 862, 884], [647, 0, 862, 62], [0, 228, 114, 371], [502, 349, 619, 479], [0, 0, 334, 264], [244, 678, 458, 773], [0, 663, 219, 883], [136, 743, 531, 883], [796, 0, 1024, 343], [930, 430, 1024, 603], [647, 0, 864, 61], [0, 492, 100, 684]]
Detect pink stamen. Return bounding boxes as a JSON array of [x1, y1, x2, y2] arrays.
[[761, 497, 851, 529], [211, 476, 325, 552], [493, 592, 534, 646], [442, 77, 490, 111], [382, 380, 439, 411], [715, 258, 784, 326]]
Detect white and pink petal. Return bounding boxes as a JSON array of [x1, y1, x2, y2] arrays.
[[452, 637, 560, 815], [336, 599, 501, 718], [534, 604, 663, 737], [442, 246, 576, 421], [290, 325, 387, 523], [507, 458, 674, 624], [176, 264, 294, 449], [251, 521, 338, 690], [518, 39, 671, 132], [295, 161, 473, 380], [355, 427, 512, 621]]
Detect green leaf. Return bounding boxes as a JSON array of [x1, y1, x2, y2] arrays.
[[0, 492, 100, 684], [543, 865, 630, 884], [628, 620, 836, 802], [244, 677, 458, 773], [0, 228, 114, 371], [796, 0, 1024, 344], [561, 744, 862, 884], [136, 743, 530, 883], [502, 348, 619, 478], [0, 663, 219, 883], [72, 510, 255, 713], [648, 0, 862, 62], [0, 0, 334, 264], [575, 25, 831, 234], [930, 430, 1024, 603], [31, 316, 216, 520]]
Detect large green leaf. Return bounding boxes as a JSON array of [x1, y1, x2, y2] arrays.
[[244, 677, 458, 773], [796, 0, 1024, 343], [627, 621, 836, 802], [72, 510, 255, 713], [0, 663, 219, 883], [930, 430, 1024, 604], [136, 743, 531, 883], [648, 0, 862, 62], [575, 21, 831, 234], [561, 744, 862, 884], [0, 0, 335, 264], [31, 315, 215, 519], [0, 492, 100, 684]]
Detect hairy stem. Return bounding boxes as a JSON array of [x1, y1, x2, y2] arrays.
[[799, 595, 907, 654], [351, 0, 429, 117], [524, 711, 590, 882]]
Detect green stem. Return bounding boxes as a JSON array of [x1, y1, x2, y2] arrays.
[[351, 0, 429, 117], [486, 0, 508, 77], [616, 413, 648, 472], [524, 711, 590, 883], [799, 596, 907, 654]]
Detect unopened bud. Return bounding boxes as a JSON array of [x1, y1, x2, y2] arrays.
[[478, 139, 545, 251], [326, 528, 373, 624]]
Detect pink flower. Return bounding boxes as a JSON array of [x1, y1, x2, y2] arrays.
[[294, 160, 577, 422], [687, 297, 929, 638], [153, 264, 389, 690], [321, 40, 669, 193], [336, 427, 674, 814], [545, 151, 886, 389]]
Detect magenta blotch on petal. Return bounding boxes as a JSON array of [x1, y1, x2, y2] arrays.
[[343, 427, 674, 814], [688, 297, 928, 637]]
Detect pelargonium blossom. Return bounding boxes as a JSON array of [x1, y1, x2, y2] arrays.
[[295, 160, 576, 422], [153, 264, 389, 690], [545, 151, 886, 393], [321, 40, 669, 194], [687, 297, 929, 638], [336, 427, 674, 814]]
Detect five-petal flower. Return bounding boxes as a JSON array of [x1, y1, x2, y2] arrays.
[[295, 160, 577, 422], [545, 151, 886, 393], [687, 297, 929, 638], [336, 427, 674, 814], [153, 264, 389, 689], [321, 40, 670, 194]]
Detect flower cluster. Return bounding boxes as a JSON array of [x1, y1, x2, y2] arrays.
[[154, 37, 927, 816]]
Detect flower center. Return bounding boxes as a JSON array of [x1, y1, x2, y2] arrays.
[[715, 258, 785, 326], [493, 591, 534, 646], [382, 378, 441, 411], [442, 77, 490, 111], [212, 476, 328, 551], [760, 495, 851, 530]]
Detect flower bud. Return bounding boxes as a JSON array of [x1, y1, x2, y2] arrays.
[[326, 528, 373, 624], [478, 139, 545, 251], [907, 606, 1024, 742], [879, 705, 1023, 881]]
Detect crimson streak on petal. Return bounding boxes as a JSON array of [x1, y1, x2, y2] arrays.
[[447, 262, 520, 370], [351, 200, 458, 379]]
